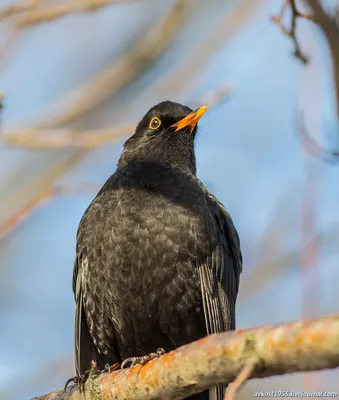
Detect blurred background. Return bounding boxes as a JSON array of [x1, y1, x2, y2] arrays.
[[0, 0, 338, 398]]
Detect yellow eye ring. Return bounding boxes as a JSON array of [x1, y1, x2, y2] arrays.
[[149, 117, 161, 130]]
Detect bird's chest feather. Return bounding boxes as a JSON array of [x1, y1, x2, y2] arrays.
[[78, 170, 217, 329], [110, 182, 215, 274]]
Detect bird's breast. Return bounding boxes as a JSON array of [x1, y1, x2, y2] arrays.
[[111, 183, 215, 263]]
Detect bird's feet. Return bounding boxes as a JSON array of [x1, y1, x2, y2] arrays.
[[121, 347, 166, 369], [64, 372, 89, 392], [64, 360, 99, 392]]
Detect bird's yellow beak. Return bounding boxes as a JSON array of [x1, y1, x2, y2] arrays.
[[171, 105, 208, 133]]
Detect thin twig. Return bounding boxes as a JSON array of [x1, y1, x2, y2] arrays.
[[224, 356, 257, 400], [270, 0, 316, 63]]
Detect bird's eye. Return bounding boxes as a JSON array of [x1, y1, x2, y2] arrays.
[[149, 117, 161, 130]]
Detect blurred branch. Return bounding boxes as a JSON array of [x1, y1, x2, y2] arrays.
[[36, 1, 187, 129], [17, 0, 144, 28], [0, 30, 18, 61], [0, 0, 40, 21], [297, 110, 339, 163], [0, 92, 3, 112], [0, 189, 52, 243], [0, 182, 100, 242], [0, 0, 140, 23], [2, 125, 134, 149], [273, 1, 339, 160], [134, 0, 259, 107], [191, 83, 233, 110], [270, 0, 315, 63], [304, 0, 339, 118], [0, 0, 41, 70], [1, 0, 259, 149], [1, 84, 230, 149], [33, 313, 339, 400]]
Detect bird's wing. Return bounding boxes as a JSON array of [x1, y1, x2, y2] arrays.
[[73, 191, 122, 375], [198, 183, 243, 400], [73, 255, 106, 375]]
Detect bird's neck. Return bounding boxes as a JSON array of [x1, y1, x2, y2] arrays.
[[118, 140, 197, 175]]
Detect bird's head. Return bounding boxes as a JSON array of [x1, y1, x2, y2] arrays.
[[118, 100, 208, 174]]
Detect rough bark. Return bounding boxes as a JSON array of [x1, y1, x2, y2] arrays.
[[33, 313, 339, 400]]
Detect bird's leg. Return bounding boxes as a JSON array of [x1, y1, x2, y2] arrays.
[[64, 360, 99, 392], [121, 347, 166, 369]]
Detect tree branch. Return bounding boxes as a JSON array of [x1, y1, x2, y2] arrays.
[[33, 313, 339, 400]]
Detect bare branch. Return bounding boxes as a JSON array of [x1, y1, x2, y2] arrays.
[[33, 313, 339, 400], [270, 0, 315, 63]]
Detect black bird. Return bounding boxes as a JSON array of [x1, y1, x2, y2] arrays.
[[73, 101, 242, 400]]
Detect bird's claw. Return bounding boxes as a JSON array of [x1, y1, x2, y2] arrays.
[[121, 347, 166, 370], [64, 372, 88, 392], [64, 360, 99, 392], [156, 347, 166, 357]]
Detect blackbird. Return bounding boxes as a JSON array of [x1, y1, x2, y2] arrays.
[[73, 100, 242, 400]]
